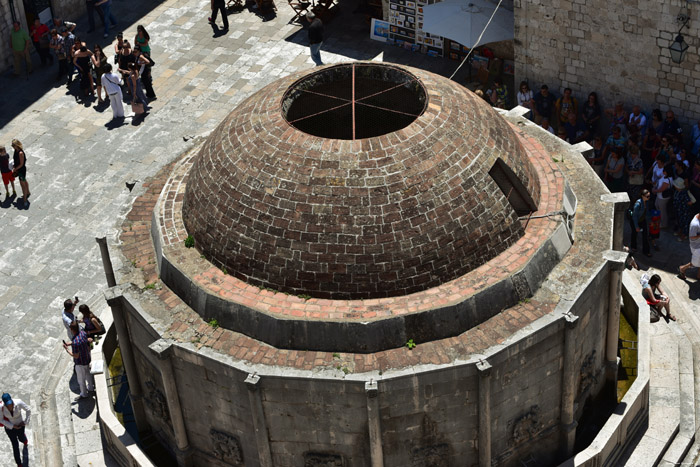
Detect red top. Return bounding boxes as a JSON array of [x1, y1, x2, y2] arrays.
[[30, 23, 48, 42]]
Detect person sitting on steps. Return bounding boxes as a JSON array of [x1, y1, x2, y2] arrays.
[[642, 273, 676, 321]]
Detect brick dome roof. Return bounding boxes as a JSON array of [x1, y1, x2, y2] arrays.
[[182, 63, 540, 299]]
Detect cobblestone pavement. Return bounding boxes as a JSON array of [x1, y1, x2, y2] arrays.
[[0, 0, 471, 465]]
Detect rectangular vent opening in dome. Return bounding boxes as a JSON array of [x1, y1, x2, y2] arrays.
[[489, 157, 538, 217]]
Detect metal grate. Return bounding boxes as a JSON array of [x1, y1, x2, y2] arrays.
[[282, 63, 428, 140]]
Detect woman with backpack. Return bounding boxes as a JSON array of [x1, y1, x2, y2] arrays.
[[79, 305, 104, 338]]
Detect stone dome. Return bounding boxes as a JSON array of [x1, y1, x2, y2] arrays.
[[182, 63, 540, 299]]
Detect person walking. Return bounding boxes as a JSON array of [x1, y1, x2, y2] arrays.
[[0, 393, 30, 467], [10, 21, 33, 77], [101, 63, 125, 119], [209, 0, 229, 31], [0, 146, 16, 198], [29, 19, 52, 66], [63, 322, 95, 400], [10, 139, 29, 206], [628, 189, 651, 257], [305, 11, 324, 66], [679, 213, 700, 280], [86, 0, 105, 33], [95, 0, 118, 38]]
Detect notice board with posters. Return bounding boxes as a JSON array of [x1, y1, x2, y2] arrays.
[[388, 0, 443, 57]]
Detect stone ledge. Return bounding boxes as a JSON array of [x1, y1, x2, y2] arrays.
[[152, 125, 570, 352]]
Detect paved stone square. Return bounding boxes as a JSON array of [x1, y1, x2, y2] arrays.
[[1, 0, 700, 464], [0, 0, 471, 465]]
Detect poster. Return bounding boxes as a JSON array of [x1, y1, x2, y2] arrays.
[[370, 19, 390, 42], [503, 59, 515, 75], [471, 54, 489, 69], [388, 0, 442, 54]]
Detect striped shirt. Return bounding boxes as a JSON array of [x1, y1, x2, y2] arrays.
[[71, 330, 91, 366]]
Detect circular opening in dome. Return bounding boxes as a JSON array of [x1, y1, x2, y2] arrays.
[[282, 63, 428, 140]]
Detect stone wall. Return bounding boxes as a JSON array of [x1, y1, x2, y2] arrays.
[[514, 0, 700, 131], [0, 0, 85, 73], [0, 0, 27, 72], [112, 268, 614, 467]]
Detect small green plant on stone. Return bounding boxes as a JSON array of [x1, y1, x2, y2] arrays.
[[552, 157, 560, 163], [332, 353, 340, 359], [184, 235, 195, 248], [208, 319, 219, 329], [144, 283, 156, 290], [221, 266, 228, 275], [406, 339, 417, 350], [298, 294, 312, 300], [342, 367, 350, 375]]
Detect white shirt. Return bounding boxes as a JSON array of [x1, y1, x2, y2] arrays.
[[1, 399, 31, 429], [517, 90, 533, 108], [655, 176, 671, 199], [62, 310, 76, 340], [629, 112, 647, 128], [690, 216, 700, 251], [652, 164, 664, 185], [101, 72, 123, 95]]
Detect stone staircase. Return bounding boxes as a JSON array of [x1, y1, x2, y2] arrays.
[[618, 268, 697, 467]]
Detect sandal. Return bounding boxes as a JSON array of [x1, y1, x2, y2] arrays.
[[679, 267, 687, 280], [669, 315, 677, 321]]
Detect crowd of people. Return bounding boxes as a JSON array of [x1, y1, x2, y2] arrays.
[[11, 17, 156, 121], [512, 82, 700, 260]]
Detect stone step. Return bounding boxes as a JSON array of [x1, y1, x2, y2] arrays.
[[660, 332, 694, 466], [621, 270, 682, 467]]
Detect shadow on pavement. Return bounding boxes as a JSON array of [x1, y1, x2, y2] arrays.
[[71, 396, 96, 419], [283, 0, 472, 83], [105, 117, 127, 130]]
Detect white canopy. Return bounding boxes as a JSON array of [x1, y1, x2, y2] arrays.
[[421, 0, 514, 49]]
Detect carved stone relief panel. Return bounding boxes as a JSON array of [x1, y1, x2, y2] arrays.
[[144, 380, 170, 424], [303, 452, 344, 467], [210, 428, 244, 466]]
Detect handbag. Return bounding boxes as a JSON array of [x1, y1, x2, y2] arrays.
[[131, 102, 145, 115], [629, 173, 644, 185]]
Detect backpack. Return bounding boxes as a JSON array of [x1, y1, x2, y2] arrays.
[[94, 316, 106, 335]]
